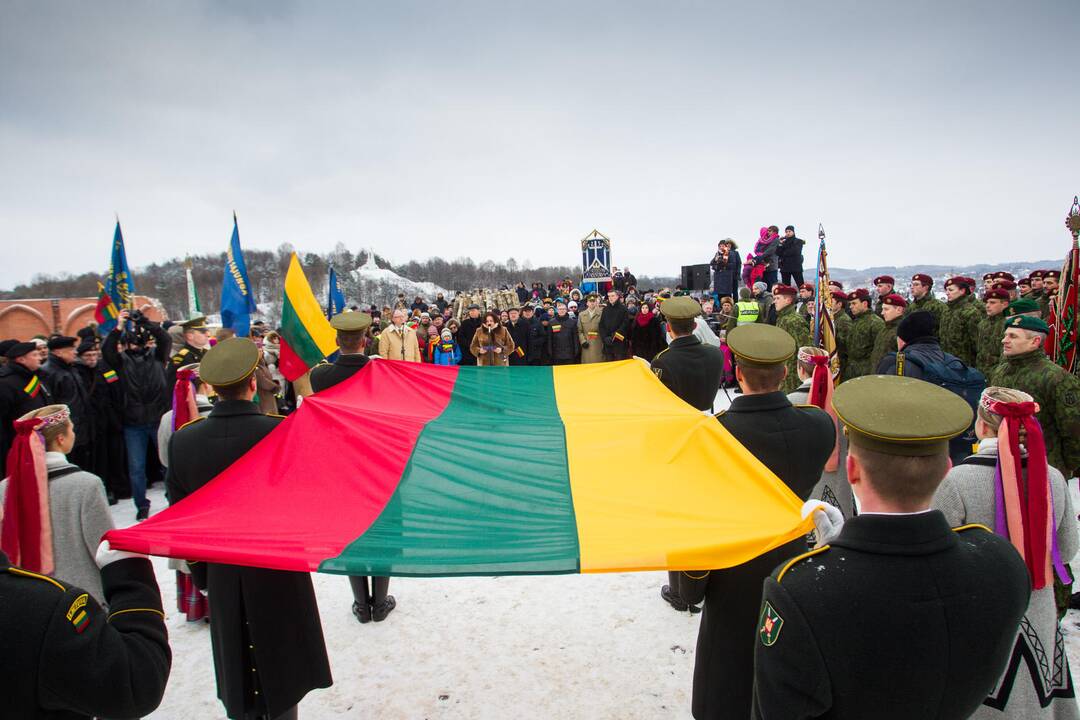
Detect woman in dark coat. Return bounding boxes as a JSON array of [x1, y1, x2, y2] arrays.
[[629, 301, 665, 362], [710, 238, 741, 302]]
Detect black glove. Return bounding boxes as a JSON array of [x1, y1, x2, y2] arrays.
[[581, 341, 590, 349]]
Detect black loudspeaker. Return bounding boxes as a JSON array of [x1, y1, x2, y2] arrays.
[[681, 264, 711, 291]]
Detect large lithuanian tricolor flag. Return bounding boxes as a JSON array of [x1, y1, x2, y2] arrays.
[[107, 360, 813, 576], [279, 253, 337, 381]]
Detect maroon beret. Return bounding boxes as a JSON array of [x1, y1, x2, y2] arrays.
[[773, 284, 798, 297], [1044, 270, 1061, 279], [873, 275, 895, 286], [849, 288, 871, 302], [945, 276, 972, 289], [831, 290, 848, 301], [881, 293, 908, 308], [992, 279, 1016, 291], [993, 271, 1015, 281], [828, 280, 844, 290], [1030, 270, 1044, 279], [911, 273, 933, 286], [982, 273, 995, 281], [1018, 277, 1032, 286], [799, 282, 816, 293], [984, 289, 1010, 301]]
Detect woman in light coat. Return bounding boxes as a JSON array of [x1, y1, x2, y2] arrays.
[[470, 311, 515, 367]]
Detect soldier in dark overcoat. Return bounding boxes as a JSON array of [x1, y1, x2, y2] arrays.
[[166, 338, 332, 720], [310, 311, 397, 624], [166, 315, 210, 388], [0, 340, 50, 476], [752, 375, 1031, 719], [677, 323, 835, 720]]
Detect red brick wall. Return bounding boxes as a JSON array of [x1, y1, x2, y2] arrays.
[[0, 297, 164, 340]]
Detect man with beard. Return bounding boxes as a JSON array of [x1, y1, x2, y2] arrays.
[[678, 324, 834, 720], [1041, 270, 1061, 320], [599, 290, 631, 361], [457, 304, 484, 366], [102, 309, 171, 521], [40, 335, 93, 471], [0, 340, 51, 476]]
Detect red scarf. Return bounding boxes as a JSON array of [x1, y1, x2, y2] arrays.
[[991, 399, 1053, 589], [636, 307, 654, 327], [172, 367, 200, 431], [1, 418, 53, 574], [807, 354, 840, 472]]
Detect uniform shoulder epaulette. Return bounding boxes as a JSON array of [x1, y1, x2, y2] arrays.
[[6, 566, 66, 592], [171, 348, 191, 364], [652, 347, 670, 362], [952, 523, 992, 534], [793, 403, 822, 410], [177, 416, 208, 431], [776, 545, 831, 582]]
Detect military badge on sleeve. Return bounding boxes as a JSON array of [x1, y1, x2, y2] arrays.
[[67, 593, 90, 634], [652, 367, 663, 380], [758, 601, 784, 646]]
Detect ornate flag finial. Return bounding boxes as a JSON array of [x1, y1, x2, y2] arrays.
[[818, 223, 826, 241], [1067, 196, 1080, 240]]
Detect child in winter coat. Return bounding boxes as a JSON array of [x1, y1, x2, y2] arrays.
[[433, 329, 461, 366]]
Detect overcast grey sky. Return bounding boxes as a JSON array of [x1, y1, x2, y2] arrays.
[[1, 1, 1077, 288]]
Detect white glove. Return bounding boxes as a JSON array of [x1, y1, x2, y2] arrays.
[[95, 540, 147, 569], [801, 500, 845, 547]]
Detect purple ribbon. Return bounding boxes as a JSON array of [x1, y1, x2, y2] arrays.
[[993, 451, 1071, 585]]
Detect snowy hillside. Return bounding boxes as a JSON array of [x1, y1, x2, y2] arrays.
[[352, 249, 450, 308]]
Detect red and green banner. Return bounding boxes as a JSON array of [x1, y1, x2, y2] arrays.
[[1055, 199, 1079, 374], [279, 253, 337, 381], [106, 360, 812, 576]]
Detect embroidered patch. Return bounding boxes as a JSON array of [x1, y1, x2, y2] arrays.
[[23, 375, 41, 397], [1064, 391, 1077, 407], [67, 593, 90, 634], [758, 601, 784, 646], [652, 367, 663, 380], [103, 369, 119, 384]]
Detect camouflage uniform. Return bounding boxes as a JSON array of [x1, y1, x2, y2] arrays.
[[842, 310, 885, 382], [775, 303, 811, 393], [833, 310, 852, 380], [939, 294, 982, 367], [974, 312, 1006, 377], [798, 300, 813, 328], [869, 317, 900, 372], [905, 294, 946, 326], [988, 350, 1080, 478]]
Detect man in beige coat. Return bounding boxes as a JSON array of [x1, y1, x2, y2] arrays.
[[379, 309, 421, 362], [577, 294, 604, 364]]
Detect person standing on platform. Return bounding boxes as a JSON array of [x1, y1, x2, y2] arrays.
[[167, 338, 332, 720], [678, 324, 834, 720], [752, 376, 1030, 720], [777, 225, 805, 287], [710, 238, 741, 304], [652, 296, 725, 614], [310, 312, 398, 625]]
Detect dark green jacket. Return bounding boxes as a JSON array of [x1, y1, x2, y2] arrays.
[[905, 294, 946, 326], [776, 304, 811, 393], [940, 294, 982, 367], [974, 313, 1006, 377], [870, 317, 900, 372], [988, 350, 1080, 477], [843, 311, 885, 382]]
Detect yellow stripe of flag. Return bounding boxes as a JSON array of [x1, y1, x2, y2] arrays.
[[283, 253, 337, 358]]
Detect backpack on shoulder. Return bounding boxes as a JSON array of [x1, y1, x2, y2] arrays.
[[895, 350, 986, 462]]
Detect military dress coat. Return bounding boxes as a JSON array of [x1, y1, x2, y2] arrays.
[[166, 400, 332, 719], [988, 350, 1080, 478], [0, 551, 171, 719], [679, 392, 835, 720], [309, 352, 370, 392], [841, 311, 885, 382], [166, 342, 206, 388], [774, 304, 811, 393], [0, 361, 49, 476], [940, 293, 983, 367], [649, 335, 724, 412], [752, 513, 1030, 720], [577, 307, 604, 363]]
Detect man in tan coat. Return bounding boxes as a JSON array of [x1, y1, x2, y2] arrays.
[[379, 309, 421, 362], [577, 294, 604, 364]]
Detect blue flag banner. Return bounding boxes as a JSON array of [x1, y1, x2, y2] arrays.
[[328, 267, 346, 319], [220, 214, 258, 337], [101, 221, 135, 333]]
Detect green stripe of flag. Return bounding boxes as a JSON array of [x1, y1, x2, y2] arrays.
[[319, 366, 580, 577], [280, 295, 327, 369]]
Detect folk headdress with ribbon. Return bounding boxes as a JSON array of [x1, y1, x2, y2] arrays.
[[798, 346, 840, 471], [1, 405, 69, 573], [982, 390, 1070, 589], [172, 363, 201, 431]]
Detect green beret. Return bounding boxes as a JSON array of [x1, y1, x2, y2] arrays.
[[1004, 315, 1049, 334], [726, 324, 796, 367], [200, 337, 260, 386], [1005, 298, 1040, 317], [660, 295, 702, 320], [833, 375, 973, 457], [329, 311, 373, 332], [181, 315, 208, 330]]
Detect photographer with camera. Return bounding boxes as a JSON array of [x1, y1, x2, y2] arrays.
[[102, 309, 172, 520]]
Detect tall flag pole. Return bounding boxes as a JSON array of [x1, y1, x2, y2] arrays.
[[219, 212, 258, 336], [100, 220, 135, 333], [1056, 197, 1080, 374], [327, 267, 346, 319], [812, 224, 839, 378], [184, 257, 202, 318]]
